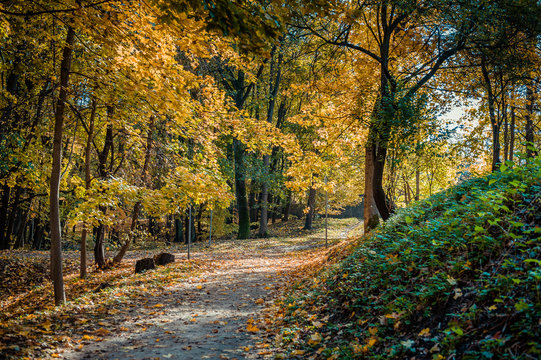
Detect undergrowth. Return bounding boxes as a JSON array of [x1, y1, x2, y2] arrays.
[[276, 158, 541, 359]]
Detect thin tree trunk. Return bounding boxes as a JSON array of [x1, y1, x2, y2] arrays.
[[481, 60, 501, 171], [234, 139, 250, 239], [271, 195, 279, 224], [184, 208, 196, 243], [174, 217, 184, 243], [259, 49, 282, 238], [94, 110, 114, 268], [80, 98, 96, 278], [5, 187, 22, 247], [525, 80, 537, 159], [113, 116, 154, 264], [282, 190, 292, 222], [503, 108, 509, 162], [510, 106, 516, 161], [304, 186, 317, 230], [49, 26, 75, 306], [258, 154, 270, 237], [248, 190, 257, 223], [415, 168, 420, 201], [403, 177, 410, 206], [33, 223, 44, 250], [13, 209, 28, 249], [0, 185, 11, 249]]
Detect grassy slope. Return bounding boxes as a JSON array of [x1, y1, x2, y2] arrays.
[[277, 158, 541, 359]]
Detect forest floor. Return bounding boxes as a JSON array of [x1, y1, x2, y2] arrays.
[[0, 217, 362, 360]]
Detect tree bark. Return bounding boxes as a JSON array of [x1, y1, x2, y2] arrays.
[[258, 154, 270, 237], [174, 217, 184, 243], [259, 49, 282, 238], [113, 116, 154, 264], [0, 185, 11, 249], [184, 207, 196, 243], [4, 187, 21, 247], [525, 80, 537, 159], [372, 141, 390, 219], [13, 208, 28, 249], [271, 195, 280, 224], [234, 139, 250, 239], [503, 103, 509, 162], [415, 168, 420, 201], [80, 98, 96, 278], [49, 25, 75, 306], [94, 110, 114, 268], [282, 191, 292, 222], [481, 60, 501, 171], [364, 137, 380, 232], [304, 186, 317, 230], [510, 106, 515, 161], [248, 190, 258, 223]]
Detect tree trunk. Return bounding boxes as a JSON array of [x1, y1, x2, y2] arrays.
[[510, 106, 516, 161], [13, 209, 28, 249], [282, 191, 292, 222], [525, 80, 537, 159], [258, 155, 270, 237], [184, 208, 196, 244], [404, 178, 410, 206], [259, 49, 282, 238], [94, 110, 114, 268], [415, 168, 420, 201], [271, 195, 280, 224], [174, 217, 184, 243], [94, 225, 106, 268], [364, 142, 380, 232], [5, 187, 22, 247], [481, 60, 501, 171], [33, 223, 44, 250], [113, 117, 154, 264], [49, 26, 75, 306], [234, 139, 250, 239], [304, 187, 317, 230], [80, 98, 96, 278], [0, 185, 11, 249], [165, 215, 172, 244], [503, 103, 509, 162], [248, 190, 258, 223], [196, 213, 202, 241]]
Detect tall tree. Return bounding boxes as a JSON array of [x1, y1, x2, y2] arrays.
[[50, 25, 75, 306], [291, 0, 541, 231]]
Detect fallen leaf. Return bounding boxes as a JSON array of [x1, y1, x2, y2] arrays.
[[246, 323, 260, 332], [308, 332, 322, 345], [94, 328, 110, 336]]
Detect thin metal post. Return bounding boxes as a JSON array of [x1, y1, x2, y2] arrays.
[[325, 175, 328, 248], [187, 205, 192, 260], [209, 209, 213, 247]]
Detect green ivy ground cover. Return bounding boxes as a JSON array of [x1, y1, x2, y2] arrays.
[[277, 157, 541, 359]]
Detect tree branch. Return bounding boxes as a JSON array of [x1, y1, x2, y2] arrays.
[[0, 0, 113, 17]]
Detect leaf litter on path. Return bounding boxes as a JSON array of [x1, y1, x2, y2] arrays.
[[0, 218, 362, 359]]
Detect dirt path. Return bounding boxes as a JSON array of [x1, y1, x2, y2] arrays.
[[61, 238, 328, 360]]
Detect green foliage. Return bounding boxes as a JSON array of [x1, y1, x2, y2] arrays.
[[278, 156, 541, 359]]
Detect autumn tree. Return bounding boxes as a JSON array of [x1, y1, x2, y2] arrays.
[[287, 0, 541, 231]]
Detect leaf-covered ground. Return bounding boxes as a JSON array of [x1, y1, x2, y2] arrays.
[[272, 159, 541, 359], [0, 217, 360, 359]]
